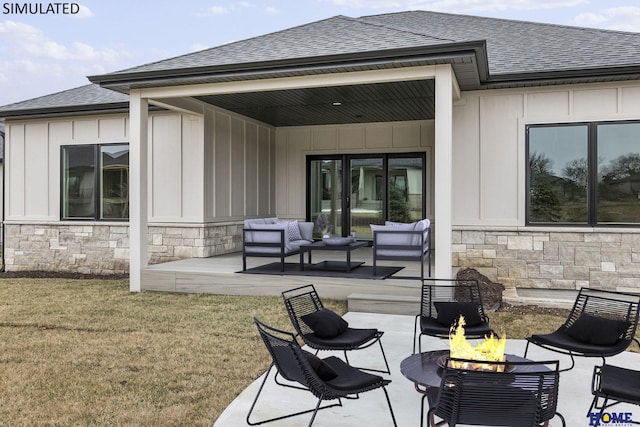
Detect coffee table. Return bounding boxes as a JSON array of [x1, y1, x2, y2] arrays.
[[299, 240, 368, 272]]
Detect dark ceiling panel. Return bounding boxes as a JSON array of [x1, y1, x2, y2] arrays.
[[195, 79, 435, 126]]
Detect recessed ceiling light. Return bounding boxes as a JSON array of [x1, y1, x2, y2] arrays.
[[332, 102, 342, 106]]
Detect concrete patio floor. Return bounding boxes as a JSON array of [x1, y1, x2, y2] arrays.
[[214, 312, 639, 427]]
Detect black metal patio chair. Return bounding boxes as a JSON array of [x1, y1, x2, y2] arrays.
[[589, 363, 640, 426], [413, 278, 496, 353], [427, 358, 565, 427], [247, 318, 397, 427], [524, 287, 640, 371], [282, 284, 390, 374]]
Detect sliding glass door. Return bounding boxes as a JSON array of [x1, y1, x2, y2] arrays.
[[308, 153, 426, 240]]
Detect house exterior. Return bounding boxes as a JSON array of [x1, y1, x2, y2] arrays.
[[1, 11, 640, 296]]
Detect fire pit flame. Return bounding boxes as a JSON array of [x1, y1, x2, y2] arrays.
[[448, 315, 507, 372]]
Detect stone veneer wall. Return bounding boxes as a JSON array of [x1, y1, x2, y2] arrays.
[[3, 222, 243, 274], [452, 227, 640, 293]]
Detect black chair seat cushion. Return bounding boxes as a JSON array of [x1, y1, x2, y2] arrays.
[[323, 356, 385, 391], [420, 316, 492, 338], [530, 329, 628, 355], [304, 327, 379, 348], [565, 313, 630, 346], [301, 308, 349, 339], [599, 364, 640, 403], [302, 351, 338, 381], [434, 302, 482, 327]]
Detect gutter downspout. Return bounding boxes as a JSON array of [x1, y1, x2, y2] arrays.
[[0, 126, 5, 272]]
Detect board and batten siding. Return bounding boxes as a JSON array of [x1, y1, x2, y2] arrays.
[[274, 120, 435, 221], [2, 107, 277, 272], [452, 81, 640, 295], [452, 81, 640, 227]]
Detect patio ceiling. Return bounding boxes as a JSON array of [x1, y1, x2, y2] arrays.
[[195, 79, 435, 127]]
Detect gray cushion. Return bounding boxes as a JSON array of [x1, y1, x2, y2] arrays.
[[244, 223, 288, 254], [298, 222, 314, 241], [285, 220, 303, 241], [370, 223, 415, 246]]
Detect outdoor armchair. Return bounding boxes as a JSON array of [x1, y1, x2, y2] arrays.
[[247, 318, 397, 427], [282, 284, 390, 374], [524, 287, 640, 371], [371, 219, 431, 280], [413, 278, 496, 353], [427, 358, 565, 427], [589, 363, 640, 427]]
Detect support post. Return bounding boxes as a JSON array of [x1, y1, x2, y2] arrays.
[[434, 65, 455, 279], [129, 90, 148, 292]]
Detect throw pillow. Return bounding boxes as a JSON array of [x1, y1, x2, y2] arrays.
[[301, 308, 349, 339], [566, 313, 630, 346], [286, 220, 303, 241], [434, 302, 482, 327], [303, 351, 338, 381]]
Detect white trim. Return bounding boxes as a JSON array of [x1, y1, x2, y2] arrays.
[[138, 66, 438, 99], [434, 64, 455, 279], [129, 90, 149, 292]]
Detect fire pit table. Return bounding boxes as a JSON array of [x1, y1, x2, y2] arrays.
[[401, 350, 548, 427], [401, 349, 537, 392]]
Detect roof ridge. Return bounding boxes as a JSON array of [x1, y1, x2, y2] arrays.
[[360, 9, 640, 37], [340, 14, 457, 43]]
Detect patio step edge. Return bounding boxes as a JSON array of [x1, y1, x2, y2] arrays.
[[347, 293, 419, 315]]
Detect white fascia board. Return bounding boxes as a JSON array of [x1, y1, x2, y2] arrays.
[[138, 66, 438, 99]]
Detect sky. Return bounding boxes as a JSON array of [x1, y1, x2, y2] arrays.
[[0, 0, 639, 107]]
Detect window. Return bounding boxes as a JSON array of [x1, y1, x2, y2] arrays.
[[527, 121, 640, 225], [62, 144, 129, 220]]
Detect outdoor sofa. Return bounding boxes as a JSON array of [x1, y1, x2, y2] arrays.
[[242, 217, 314, 271]]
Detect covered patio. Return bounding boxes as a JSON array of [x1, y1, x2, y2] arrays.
[[91, 61, 465, 294]]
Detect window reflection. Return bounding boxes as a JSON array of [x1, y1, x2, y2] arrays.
[[528, 125, 588, 223], [597, 123, 640, 223]]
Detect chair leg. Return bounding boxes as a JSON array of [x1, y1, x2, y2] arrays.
[[341, 341, 391, 375], [378, 338, 391, 374], [246, 364, 341, 426], [413, 316, 420, 354], [381, 385, 398, 427]]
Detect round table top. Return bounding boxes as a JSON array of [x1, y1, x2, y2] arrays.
[[400, 350, 536, 389]]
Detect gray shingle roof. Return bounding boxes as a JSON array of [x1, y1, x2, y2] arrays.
[[107, 15, 457, 76], [360, 11, 640, 76], [4, 10, 640, 118], [0, 84, 129, 117], [101, 11, 640, 79]]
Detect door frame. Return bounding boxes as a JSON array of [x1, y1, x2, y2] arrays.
[[305, 152, 427, 238]]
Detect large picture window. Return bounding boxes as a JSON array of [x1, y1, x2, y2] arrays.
[[527, 121, 640, 225], [62, 144, 129, 220]]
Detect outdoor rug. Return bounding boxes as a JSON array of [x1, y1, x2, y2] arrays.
[[239, 262, 404, 280]]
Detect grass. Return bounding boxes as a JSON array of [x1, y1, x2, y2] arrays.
[[0, 279, 348, 426], [0, 278, 633, 425]]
